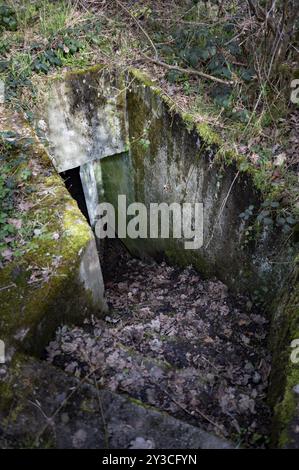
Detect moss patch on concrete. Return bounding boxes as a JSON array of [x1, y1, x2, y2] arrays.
[[0, 109, 102, 360], [268, 264, 299, 447]]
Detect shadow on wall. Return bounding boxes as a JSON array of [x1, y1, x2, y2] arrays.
[[60, 167, 90, 225]]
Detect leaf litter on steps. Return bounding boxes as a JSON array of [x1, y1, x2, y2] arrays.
[[47, 241, 272, 448]]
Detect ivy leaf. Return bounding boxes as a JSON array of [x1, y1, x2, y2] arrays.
[[239, 68, 255, 82]]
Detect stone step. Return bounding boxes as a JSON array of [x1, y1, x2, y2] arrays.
[[48, 337, 211, 425], [47, 310, 271, 443], [0, 355, 233, 449]]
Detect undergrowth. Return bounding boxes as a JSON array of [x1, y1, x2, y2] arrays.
[[0, 0, 298, 222]]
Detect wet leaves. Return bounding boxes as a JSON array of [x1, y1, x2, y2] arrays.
[[47, 243, 272, 447]]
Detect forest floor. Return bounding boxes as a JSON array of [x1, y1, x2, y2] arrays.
[[47, 239, 272, 449]]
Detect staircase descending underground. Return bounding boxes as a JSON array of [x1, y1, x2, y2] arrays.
[[44, 240, 271, 449]]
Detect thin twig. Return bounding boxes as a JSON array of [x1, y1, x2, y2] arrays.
[[0, 283, 16, 292], [154, 382, 224, 433], [92, 372, 109, 449], [140, 53, 235, 86]]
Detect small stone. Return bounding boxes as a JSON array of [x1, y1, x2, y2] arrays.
[[293, 384, 299, 395], [252, 372, 261, 384], [206, 373, 215, 383], [129, 437, 155, 449], [72, 429, 87, 448], [61, 412, 69, 424]]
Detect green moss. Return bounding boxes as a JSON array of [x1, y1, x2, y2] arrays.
[[268, 266, 299, 447], [0, 353, 57, 448], [130, 68, 221, 149], [80, 398, 96, 413], [64, 64, 106, 78], [0, 381, 14, 414], [196, 122, 221, 146], [276, 366, 299, 447], [0, 352, 23, 415], [129, 68, 156, 88], [164, 240, 211, 277], [129, 66, 280, 206], [128, 396, 159, 412], [0, 109, 102, 359]]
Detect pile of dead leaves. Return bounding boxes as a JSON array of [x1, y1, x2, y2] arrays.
[[47, 241, 272, 448]]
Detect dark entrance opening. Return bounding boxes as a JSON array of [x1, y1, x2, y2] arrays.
[[60, 167, 90, 224]]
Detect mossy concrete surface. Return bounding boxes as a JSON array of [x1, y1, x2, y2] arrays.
[[45, 65, 296, 298], [268, 264, 299, 448], [0, 354, 234, 449], [0, 107, 106, 362]]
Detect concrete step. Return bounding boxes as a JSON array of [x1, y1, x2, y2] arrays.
[[47, 305, 270, 443], [0, 355, 233, 449]]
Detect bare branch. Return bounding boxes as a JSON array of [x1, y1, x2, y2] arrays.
[[140, 53, 236, 86]]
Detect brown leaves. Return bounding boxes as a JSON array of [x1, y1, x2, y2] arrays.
[[47, 246, 271, 446]]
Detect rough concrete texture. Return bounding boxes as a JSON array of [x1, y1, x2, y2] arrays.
[[80, 161, 100, 227], [45, 67, 295, 299], [0, 107, 106, 359], [79, 238, 106, 310], [0, 356, 233, 449], [47, 67, 128, 173]]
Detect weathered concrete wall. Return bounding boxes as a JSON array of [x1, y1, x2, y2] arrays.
[[45, 65, 298, 447], [0, 354, 233, 449], [0, 109, 106, 361], [268, 265, 299, 448], [46, 66, 296, 298], [47, 67, 128, 173]]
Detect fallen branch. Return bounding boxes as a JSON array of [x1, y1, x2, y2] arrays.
[[140, 53, 235, 85], [0, 283, 16, 292]]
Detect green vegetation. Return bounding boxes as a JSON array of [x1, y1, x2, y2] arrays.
[[0, 131, 36, 264], [0, 0, 105, 108]]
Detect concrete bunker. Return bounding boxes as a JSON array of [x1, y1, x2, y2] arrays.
[[42, 67, 298, 445], [0, 66, 297, 449], [42, 66, 299, 448]]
